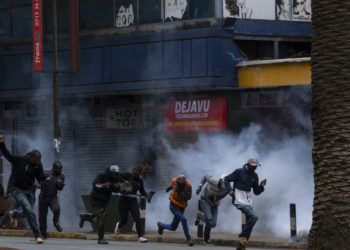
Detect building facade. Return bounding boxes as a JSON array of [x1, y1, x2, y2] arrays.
[[0, 0, 312, 211]]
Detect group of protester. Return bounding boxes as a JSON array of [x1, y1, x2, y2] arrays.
[[0, 135, 65, 244], [0, 133, 267, 250], [156, 157, 266, 250]]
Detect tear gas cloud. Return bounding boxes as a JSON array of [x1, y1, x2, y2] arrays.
[[146, 123, 313, 237]]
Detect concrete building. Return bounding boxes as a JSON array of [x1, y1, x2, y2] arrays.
[[0, 0, 312, 211]]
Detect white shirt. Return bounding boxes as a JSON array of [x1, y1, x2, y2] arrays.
[[234, 188, 253, 207]]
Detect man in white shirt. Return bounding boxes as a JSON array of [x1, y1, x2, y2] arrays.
[[224, 157, 267, 250]]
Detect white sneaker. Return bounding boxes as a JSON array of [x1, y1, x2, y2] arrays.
[[138, 236, 148, 243], [114, 222, 120, 236], [35, 237, 44, 244]]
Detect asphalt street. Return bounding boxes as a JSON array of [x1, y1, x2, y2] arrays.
[[0, 236, 303, 250]]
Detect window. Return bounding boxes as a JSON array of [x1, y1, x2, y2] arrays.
[[44, 0, 69, 33], [12, 7, 32, 37], [236, 40, 274, 60], [79, 0, 114, 31], [139, 0, 161, 24], [115, 0, 137, 27], [0, 0, 11, 8], [279, 41, 311, 58], [0, 10, 11, 37]]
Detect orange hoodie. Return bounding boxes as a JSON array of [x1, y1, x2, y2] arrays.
[[169, 177, 192, 208]]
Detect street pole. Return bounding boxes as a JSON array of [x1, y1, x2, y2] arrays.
[[52, 0, 60, 161]]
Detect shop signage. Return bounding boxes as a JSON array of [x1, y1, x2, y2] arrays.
[[164, 98, 227, 132], [241, 91, 284, 108], [32, 0, 43, 71], [105, 108, 152, 129]]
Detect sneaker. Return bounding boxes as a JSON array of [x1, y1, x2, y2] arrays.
[[238, 237, 248, 246], [114, 222, 120, 236], [35, 237, 44, 244], [98, 239, 109, 244], [194, 211, 201, 226], [42, 233, 48, 240], [138, 236, 148, 243], [54, 223, 62, 232], [204, 239, 213, 244], [157, 221, 164, 235], [187, 239, 194, 246], [8, 210, 18, 228]]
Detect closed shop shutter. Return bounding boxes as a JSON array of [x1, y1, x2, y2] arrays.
[[76, 119, 145, 210], [156, 131, 198, 189]]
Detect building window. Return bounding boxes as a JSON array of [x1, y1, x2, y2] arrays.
[[79, 0, 114, 31], [0, 9, 11, 37], [236, 40, 274, 60], [139, 0, 162, 24], [279, 41, 311, 58]]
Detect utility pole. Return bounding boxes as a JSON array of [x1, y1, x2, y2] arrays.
[[52, 0, 60, 161]]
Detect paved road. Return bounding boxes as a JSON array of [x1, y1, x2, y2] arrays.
[[0, 236, 303, 250]]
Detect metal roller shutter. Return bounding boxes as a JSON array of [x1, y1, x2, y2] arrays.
[[156, 131, 198, 189], [76, 119, 145, 210]]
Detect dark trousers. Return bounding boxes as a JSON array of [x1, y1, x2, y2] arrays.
[[81, 206, 106, 241], [39, 195, 60, 236], [118, 197, 143, 237]]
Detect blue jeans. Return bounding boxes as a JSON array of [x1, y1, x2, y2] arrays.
[[12, 187, 40, 238], [200, 199, 218, 226], [235, 205, 258, 250], [160, 203, 191, 240], [200, 199, 218, 241]]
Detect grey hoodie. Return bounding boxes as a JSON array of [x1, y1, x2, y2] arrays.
[[199, 175, 229, 207]]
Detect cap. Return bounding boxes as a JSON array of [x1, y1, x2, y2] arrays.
[[110, 164, 119, 173], [176, 175, 186, 184], [220, 174, 228, 179], [247, 157, 260, 167]]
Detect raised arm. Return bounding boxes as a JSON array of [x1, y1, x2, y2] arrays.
[[0, 136, 16, 164]]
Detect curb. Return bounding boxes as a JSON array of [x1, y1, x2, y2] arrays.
[[0, 230, 307, 249], [0, 230, 86, 240], [112, 235, 307, 249]]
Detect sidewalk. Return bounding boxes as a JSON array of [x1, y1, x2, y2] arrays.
[[0, 230, 307, 249]]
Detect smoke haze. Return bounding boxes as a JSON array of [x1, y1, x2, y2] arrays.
[[146, 123, 313, 237]]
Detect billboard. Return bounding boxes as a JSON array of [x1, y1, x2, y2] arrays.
[[164, 98, 227, 132], [224, 0, 275, 20], [224, 0, 311, 21]]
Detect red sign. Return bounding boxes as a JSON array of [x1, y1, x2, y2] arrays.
[[32, 0, 43, 71], [164, 98, 227, 132]]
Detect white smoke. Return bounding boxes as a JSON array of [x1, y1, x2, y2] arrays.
[[146, 123, 313, 237]]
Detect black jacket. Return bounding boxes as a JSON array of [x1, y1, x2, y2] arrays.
[[119, 172, 147, 196], [224, 166, 264, 195], [40, 170, 65, 197], [90, 169, 120, 208], [0, 142, 44, 190]]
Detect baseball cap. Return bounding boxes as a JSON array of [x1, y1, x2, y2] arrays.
[[247, 157, 260, 167], [110, 164, 119, 173]]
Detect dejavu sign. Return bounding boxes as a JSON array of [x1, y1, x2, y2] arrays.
[[164, 98, 227, 132]]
